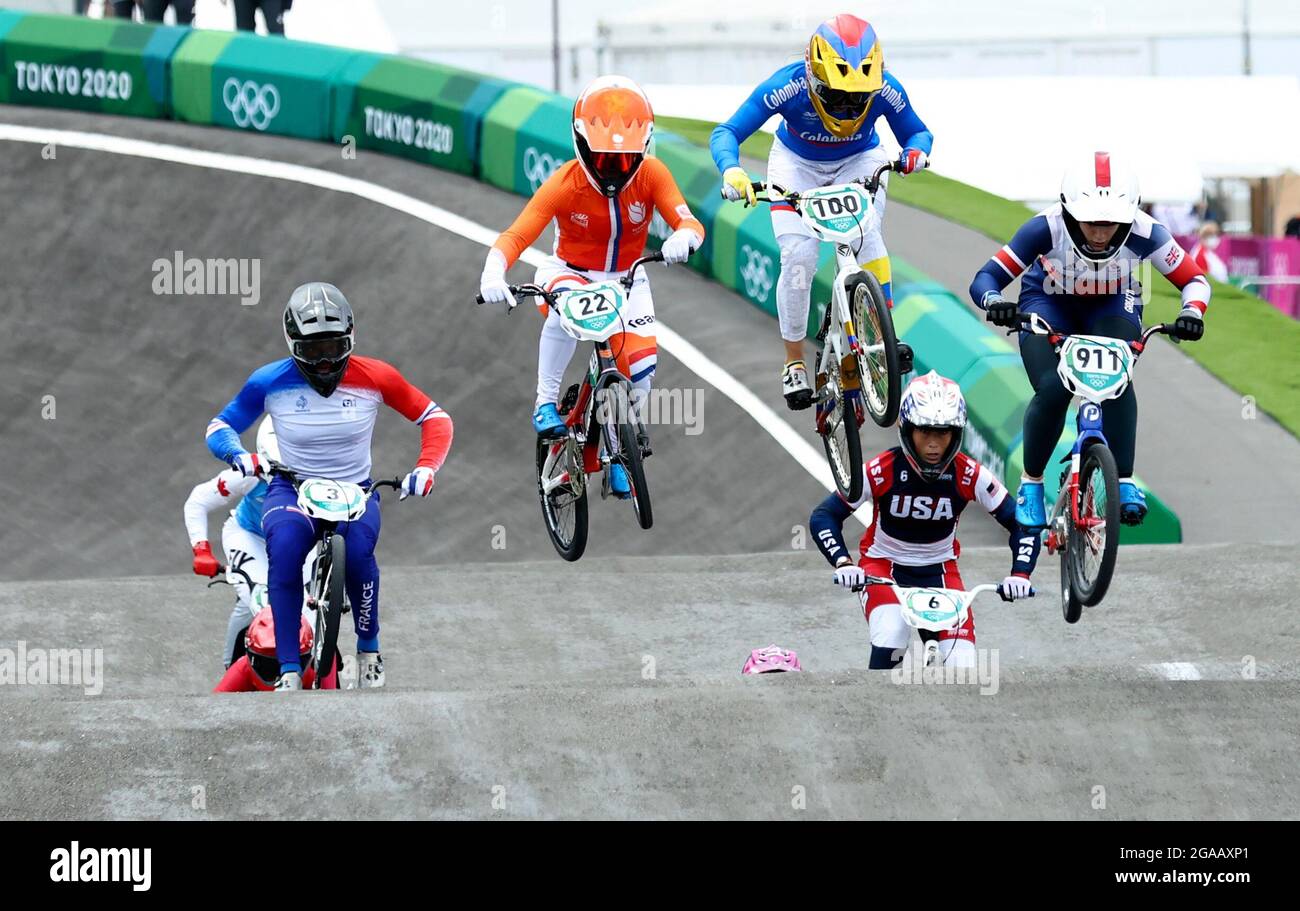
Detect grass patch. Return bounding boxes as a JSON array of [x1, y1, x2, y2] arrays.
[[658, 113, 1300, 437]]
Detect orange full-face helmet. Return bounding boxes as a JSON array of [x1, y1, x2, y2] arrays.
[[572, 75, 654, 198]]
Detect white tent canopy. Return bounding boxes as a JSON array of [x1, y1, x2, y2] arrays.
[[646, 76, 1300, 204]]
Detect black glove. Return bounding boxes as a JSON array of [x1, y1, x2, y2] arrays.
[[1172, 307, 1204, 341], [984, 293, 1019, 328]]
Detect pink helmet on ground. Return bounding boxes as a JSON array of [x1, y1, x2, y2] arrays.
[[742, 645, 803, 675]]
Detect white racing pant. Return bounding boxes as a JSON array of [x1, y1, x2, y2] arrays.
[[767, 137, 893, 343], [532, 255, 658, 407], [219, 513, 266, 667]]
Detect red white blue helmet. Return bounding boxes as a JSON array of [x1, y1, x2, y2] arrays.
[[1060, 152, 1141, 264], [898, 371, 966, 482]]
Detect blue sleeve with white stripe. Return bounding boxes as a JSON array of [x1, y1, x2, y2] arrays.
[[205, 364, 272, 465], [810, 492, 856, 567], [969, 214, 1053, 306], [709, 66, 791, 174], [880, 73, 932, 155]]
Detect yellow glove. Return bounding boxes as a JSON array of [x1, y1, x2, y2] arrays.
[[721, 167, 757, 207]]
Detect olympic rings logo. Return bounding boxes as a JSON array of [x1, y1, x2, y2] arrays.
[[740, 244, 774, 302], [223, 78, 281, 132], [523, 146, 564, 191]]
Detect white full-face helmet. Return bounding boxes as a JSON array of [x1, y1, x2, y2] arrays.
[[1059, 151, 1141, 265]]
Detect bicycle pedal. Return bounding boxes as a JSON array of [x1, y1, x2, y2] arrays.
[[637, 431, 653, 458], [558, 383, 580, 416]]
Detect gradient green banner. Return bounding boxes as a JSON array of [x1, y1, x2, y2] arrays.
[[0, 12, 185, 116], [172, 31, 356, 140], [332, 54, 512, 175]]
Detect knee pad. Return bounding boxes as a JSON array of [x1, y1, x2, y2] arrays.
[[867, 602, 911, 653]]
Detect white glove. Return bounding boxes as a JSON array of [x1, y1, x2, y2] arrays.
[[661, 228, 700, 265], [999, 574, 1034, 601], [479, 250, 517, 309], [229, 452, 262, 478], [400, 467, 436, 501], [833, 562, 866, 589]]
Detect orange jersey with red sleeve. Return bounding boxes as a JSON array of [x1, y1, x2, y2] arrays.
[[491, 158, 705, 273]]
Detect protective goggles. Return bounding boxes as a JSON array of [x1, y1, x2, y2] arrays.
[[290, 335, 353, 365]]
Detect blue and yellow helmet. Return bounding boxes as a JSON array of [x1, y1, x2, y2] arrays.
[[805, 14, 885, 138]]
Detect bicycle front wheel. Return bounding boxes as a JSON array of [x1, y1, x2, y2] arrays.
[[310, 534, 345, 687], [849, 271, 901, 427], [1068, 443, 1121, 607], [536, 433, 589, 562]]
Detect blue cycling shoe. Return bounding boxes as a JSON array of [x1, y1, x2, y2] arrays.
[[609, 463, 631, 499], [1015, 480, 1047, 528], [532, 403, 566, 439], [1119, 480, 1147, 526]]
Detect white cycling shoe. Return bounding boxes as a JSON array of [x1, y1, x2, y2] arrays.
[[275, 671, 302, 691], [357, 651, 385, 689], [782, 360, 813, 411]]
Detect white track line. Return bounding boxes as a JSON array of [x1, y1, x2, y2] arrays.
[[1, 122, 869, 528], [1148, 662, 1204, 681]]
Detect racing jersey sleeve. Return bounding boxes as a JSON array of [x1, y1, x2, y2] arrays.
[[1145, 221, 1211, 314], [879, 72, 933, 154], [361, 358, 454, 472], [490, 166, 566, 270], [643, 158, 706, 244], [969, 213, 1053, 306], [810, 450, 891, 566], [709, 65, 792, 173], [206, 363, 277, 465], [183, 470, 259, 546]]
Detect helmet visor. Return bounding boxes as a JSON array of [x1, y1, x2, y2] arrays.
[[589, 150, 642, 185], [814, 82, 875, 120], [291, 335, 353, 365]]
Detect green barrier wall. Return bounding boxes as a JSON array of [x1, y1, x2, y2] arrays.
[[331, 53, 511, 175], [172, 30, 356, 140], [0, 12, 185, 116]]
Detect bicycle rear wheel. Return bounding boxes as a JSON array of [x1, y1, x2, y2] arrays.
[[536, 433, 589, 561], [309, 534, 345, 687], [1068, 443, 1120, 608], [849, 271, 901, 428]]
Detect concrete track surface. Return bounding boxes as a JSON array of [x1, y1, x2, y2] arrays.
[[2, 106, 1298, 819]]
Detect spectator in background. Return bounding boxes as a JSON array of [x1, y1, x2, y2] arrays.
[[80, 0, 139, 17], [141, 0, 194, 24], [226, 0, 290, 36], [1189, 222, 1229, 283], [1151, 201, 1200, 237], [1285, 215, 1300, 241]]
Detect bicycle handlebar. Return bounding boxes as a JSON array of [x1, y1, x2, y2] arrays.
[[748, 160, 903, 207], [1015, 311, 1175, 353], [850, 576, 1035, 600], [475, 250, 682, 308]]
